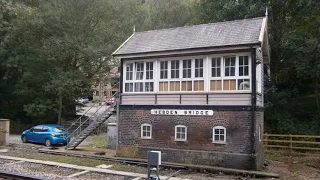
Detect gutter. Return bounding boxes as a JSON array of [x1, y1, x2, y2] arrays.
[[251, 47, 257, 167]]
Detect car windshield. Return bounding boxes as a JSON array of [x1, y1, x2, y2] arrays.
[[53, 127, 66, 133]]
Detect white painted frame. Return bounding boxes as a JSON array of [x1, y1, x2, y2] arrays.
[[122, 52, 251, 94], [123, 60, 156, 93], [208, 52, 251, 93], [212, 126, 226, 144], [175, 125, 187, 141], [141, 123, 152, 139]]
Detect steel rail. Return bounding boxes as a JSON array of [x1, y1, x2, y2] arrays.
[[37, 149, 280, 178], [0, 170, 48, 180]]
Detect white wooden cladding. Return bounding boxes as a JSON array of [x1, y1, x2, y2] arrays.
[[121, 93, 251, 106]]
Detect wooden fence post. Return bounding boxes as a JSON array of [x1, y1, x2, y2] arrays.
[[290, 134, 293, 154], [264, 133, 268, 151]]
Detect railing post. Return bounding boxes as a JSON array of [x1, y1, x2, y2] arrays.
[[264, 133, 268, 151], [206, 94, 209, 104], [179, 94, 182, 104], [155, 94, 157, 104]]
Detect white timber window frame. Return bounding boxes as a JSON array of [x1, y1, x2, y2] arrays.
[[212, 126, 226, 144], [157, 56, 205, 92], [208, 53, 251, 92], [123, 60, 155, 93], [122, 53, 251, 94], [175, 125, 187, 141], [141, 123, 152, 139]]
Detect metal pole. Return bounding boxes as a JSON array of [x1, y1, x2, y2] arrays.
[[116, 90, 120, 151]]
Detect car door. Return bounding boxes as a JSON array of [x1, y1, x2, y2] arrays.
[[32, 125, 44, 143], [39, 126, 51, 143], [27, 127, 36, 142]]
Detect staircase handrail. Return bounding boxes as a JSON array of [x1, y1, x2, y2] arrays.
[[68, 91, 119, 138], [67, 82, 119, 131]]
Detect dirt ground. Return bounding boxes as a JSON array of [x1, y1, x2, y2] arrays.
[[264, 151, 320, 180]]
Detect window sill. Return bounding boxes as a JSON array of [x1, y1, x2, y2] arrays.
[[175, 139, 187, 142], [212, 141, 226, 145], [141, 137, 152, 140]]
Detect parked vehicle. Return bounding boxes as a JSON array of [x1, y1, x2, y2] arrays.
[[106, 97, 116, 105], [76, 98, 89, 104], [21, 124, 71, 147]]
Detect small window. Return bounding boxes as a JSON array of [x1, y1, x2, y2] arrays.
[[95, 91, 99, 96], [213, 126, 226, 143], [141, 124, 152, 139], [175, 125, 187, 141]]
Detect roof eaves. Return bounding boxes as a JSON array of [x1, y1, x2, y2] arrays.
[[112, 32, 136, 56], [113, 43, 260, 58]]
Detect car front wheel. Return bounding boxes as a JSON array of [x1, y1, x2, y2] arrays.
[[21, 135, 28, 143], [45, 139, 52, 147]]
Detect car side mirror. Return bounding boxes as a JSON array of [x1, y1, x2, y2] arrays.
[[29, 128, 34, 132]]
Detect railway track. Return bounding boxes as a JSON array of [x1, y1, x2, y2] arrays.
[[0, 170, 46, 180]]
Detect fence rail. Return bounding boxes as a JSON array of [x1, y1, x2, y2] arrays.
[[264, 134, 320, 155]]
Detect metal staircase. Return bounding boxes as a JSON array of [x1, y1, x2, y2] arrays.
[[65, 91, 118, 150]]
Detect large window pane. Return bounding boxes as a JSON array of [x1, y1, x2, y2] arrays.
[[170, 81, 180, 91], [224, 57, 235, 77], [160, 61, 168, 79], [183, 60, 191, 78], [159, 82, 168, 91], [135, 62, 144, 80], [211, 58, 221, 77], [238, 79, 250, 90], [171, 60, 179, 79], [125, 83, 133, 92], [195, 59, 203, 78], [181, 81, 192, 91], [194, 80, 204, 91], [223, 79, 236, 90], [145, 82, 154, 92], [126, 63, 133, 80], [134, 82, 143, 92], [239, 56, 249, 76], [146, 62, 153, 80], [210, 80, 222, 91]]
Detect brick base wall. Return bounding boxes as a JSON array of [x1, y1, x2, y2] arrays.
[[118, 106, 264, 170], [254, 111, 265, 169]]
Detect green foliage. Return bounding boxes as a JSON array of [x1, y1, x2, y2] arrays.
[[0, 0, 319, 135]]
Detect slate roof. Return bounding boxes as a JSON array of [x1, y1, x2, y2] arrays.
[[113, 17, 264, 56]]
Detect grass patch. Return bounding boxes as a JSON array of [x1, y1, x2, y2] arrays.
[[84, 136, 108, 148]]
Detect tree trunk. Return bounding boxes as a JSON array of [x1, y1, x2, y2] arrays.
[[58, 94, 62, 125]]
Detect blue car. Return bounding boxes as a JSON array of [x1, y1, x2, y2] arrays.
[[21, 124, 71, 147]]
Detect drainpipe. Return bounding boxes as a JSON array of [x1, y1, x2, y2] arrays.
[[116, 59, 123, 151], [251, 47, 257, 167]]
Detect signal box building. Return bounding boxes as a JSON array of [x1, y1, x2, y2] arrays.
[[112, 16, 270, 170]]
